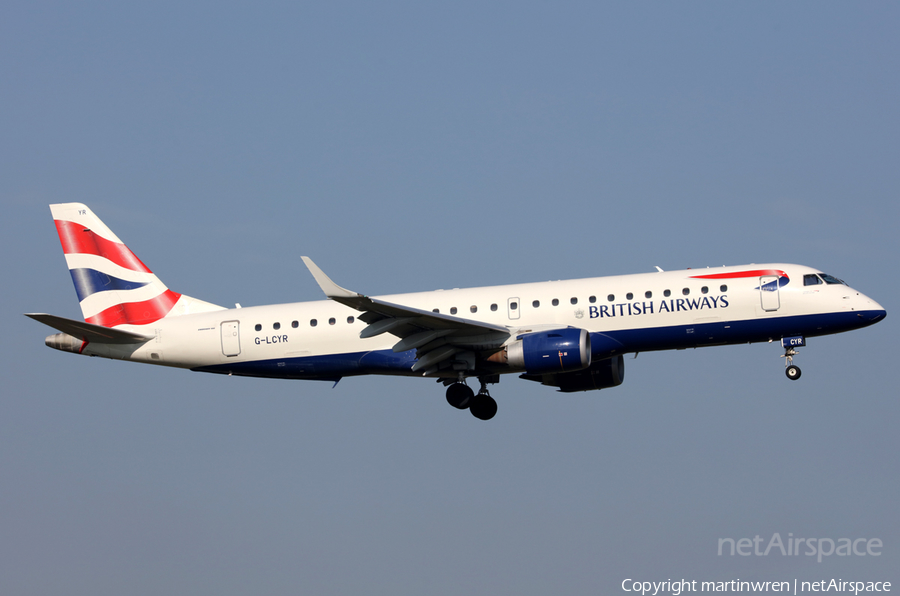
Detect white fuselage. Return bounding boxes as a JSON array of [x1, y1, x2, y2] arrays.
[[82, 263, 885, 382]]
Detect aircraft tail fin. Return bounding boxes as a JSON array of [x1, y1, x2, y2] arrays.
[[50, 203, 224, 328]]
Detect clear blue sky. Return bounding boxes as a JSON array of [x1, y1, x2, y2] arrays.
[[2, 2, 897, 594]]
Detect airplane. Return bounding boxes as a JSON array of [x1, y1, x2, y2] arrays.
[[27, 203, 886, 420]]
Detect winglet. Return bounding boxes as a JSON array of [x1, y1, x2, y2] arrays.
[[301, 257, 360, 299]]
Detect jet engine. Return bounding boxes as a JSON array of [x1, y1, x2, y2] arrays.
[[505, 328, 591, 374], [520, 355, 625, 392]]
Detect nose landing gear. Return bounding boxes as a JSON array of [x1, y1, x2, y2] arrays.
[[780, 336, 805, 381], [784, 358, 801, 380]]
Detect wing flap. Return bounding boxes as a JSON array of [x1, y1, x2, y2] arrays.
[[392, 329, 455, 353]]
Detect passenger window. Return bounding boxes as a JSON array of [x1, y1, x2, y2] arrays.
[[701, 286, 708, 294], [589, 296, 596, 303], [292, 321, 299, 328], [626, 293, 633, 300], [310, 319, 317, 327], [450, 307, 457, 315], [347, 316, 354, 324], [510, 301, 518, 310], [329, 318, 336, 325], [645, 291, 652, 299], [552, 299, 559, 306], [720, 285, 727, 292], [273, 322, 281, 330], [532, 300, 540, 308], [491, 303, 498, 311], [683, 288, 690, 295], [433, 308, 439, 313], [570, 297, 577, 305], [607, 294, 615, 302], [664, 290, 671, 297], [255, 324, 262, 331], [804, 274, 823, 286], [470, 305, 477, 313]]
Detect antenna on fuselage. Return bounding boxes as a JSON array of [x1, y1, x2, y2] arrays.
[[655, 266, 664, 272]]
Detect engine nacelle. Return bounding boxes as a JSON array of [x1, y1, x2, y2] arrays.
[[506, 328, 591, 374], [521, 355, 625, 392]]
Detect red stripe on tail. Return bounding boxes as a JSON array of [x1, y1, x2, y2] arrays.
[[86, 290, 182, 327], [55, 220, 152, 273]]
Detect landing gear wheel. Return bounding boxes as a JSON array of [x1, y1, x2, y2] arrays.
[[781, 345, 802, 381], [469, 393, 498, 421], [446, 383, 474, 409], [785, 365, 801, 381]]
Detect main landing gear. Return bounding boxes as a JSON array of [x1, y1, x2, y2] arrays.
[[445, 376, 498, 420], [780, 336, 805, 381]]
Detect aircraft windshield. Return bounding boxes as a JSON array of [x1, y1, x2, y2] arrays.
[[819, 273, 846, 285]]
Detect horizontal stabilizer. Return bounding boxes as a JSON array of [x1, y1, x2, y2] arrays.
[[25, 313, 153, 344]]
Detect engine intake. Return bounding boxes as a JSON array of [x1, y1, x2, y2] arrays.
[[506, 328, 591, 374]]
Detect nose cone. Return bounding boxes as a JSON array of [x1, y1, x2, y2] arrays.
[[869, 305, 887, 323], [858, 294, 886, 325]]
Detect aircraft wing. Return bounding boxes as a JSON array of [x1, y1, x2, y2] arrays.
[[25, 313, 154, 344], [302, 257, 511, 374]]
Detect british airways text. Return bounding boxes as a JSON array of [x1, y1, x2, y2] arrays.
[[589, 295, 729, 319]]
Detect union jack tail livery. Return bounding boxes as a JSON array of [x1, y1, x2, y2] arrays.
[[50, 203, 223, 328]]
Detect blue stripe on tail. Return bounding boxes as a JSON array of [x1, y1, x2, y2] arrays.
[[69, 268, 150, 302]]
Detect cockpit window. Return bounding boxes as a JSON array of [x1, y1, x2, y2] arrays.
[[803, 274, 822, 286], [819, 273, 846, 285]]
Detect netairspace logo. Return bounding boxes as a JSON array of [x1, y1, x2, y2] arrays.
[[718, 533, 882, 563]]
